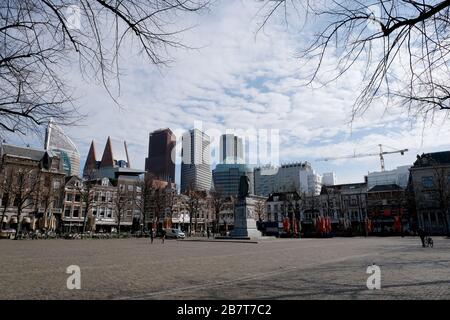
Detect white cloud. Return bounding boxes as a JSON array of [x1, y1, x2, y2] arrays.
[[5, 0, 450, 185]]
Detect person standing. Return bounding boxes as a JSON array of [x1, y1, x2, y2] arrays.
[[150, 228, 154, 244], [418, 228, 426, 247], [207, 228, 210, 239], [161, 229, 166, 244]]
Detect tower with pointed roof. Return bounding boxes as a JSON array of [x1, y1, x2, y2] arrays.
[[83, 136, 142, 180], [83, 140, 99, 178]]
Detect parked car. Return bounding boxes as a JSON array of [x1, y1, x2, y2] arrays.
[[164, 228, 185, 239]]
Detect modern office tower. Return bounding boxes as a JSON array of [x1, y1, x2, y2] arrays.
[[254, 162, 313, 196], [322, 172, 337, 186], [44, 119, 81, 176], [145, 128, 176, 182], [212, 164, 253, 197], [212, 134, 250, 197], [180, 129, 212, 193], [220, 134, 243, 164]]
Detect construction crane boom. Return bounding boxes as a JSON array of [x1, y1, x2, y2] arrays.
[[316, 144, 408, 171]]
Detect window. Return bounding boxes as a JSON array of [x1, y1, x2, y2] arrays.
[[1, 193, 9, 207], [73, 207, 80, 217], [74, 194, 81, 202], [92, 208, 97, 216], [99, 207, 105, 217], [66, 193, 73, 202], [106, 208, 112, 218], [102, 178, 109, 186], [53, 180, 61, 189], [128, 185, 134, 192], [106, 192, 111, 202], [101, 192, 106, 202], [64, 207, 71, 217], [422, 176, 434, 188]]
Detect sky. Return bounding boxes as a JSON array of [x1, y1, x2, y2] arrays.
[[5, 0, 450, 185]]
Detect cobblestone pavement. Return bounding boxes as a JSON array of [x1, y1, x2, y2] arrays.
[[1, 237, 449, 299]]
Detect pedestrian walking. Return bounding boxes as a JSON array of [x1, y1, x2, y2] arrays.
[[161, 229, 166, 244], [207, 228, 210, 239], [418, 228, 426, 247], [150, 228, 154, 244]]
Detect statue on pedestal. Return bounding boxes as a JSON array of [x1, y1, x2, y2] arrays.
[[238, 175, 250, 199]]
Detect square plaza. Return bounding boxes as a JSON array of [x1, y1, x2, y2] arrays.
[[1, 237, 449, 300]]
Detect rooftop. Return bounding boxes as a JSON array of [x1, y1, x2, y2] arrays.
[[1, 144, 55, 162], [413, 151, 450, 167]]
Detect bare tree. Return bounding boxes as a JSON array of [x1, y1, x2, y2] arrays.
[[35, 172, 64, 232], [259, 0, 450, 121], [135, 177, 149, 232], [0, 166, 14, 230], [9, 168, 41, 238], [77, 171, 96, 233], [429, 161, 450, 235], [0, 0, 209, 136], [210, 189, 225, 234], [253, 198, 266, 223], [185, 186, 201, 236], [77, 180, 95, 234], [114, 183, 131, 236]]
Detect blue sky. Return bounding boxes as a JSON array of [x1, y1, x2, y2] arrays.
[[4, 0, 450, 184]]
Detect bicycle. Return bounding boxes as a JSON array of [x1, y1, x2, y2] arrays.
[[425, 236, 434, 248]]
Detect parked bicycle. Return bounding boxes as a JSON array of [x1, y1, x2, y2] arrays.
[[425, 236, 434, 248]]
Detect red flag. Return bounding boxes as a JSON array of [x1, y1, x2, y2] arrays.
[[393, 216, 401, 233]]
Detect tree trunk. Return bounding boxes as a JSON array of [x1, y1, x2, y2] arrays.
[[117, 214, 121, 237], [14, 208, 22, 239], [189, 209, 193, 237], [82, 207, 89, 234], [0, 206, 7, 231]]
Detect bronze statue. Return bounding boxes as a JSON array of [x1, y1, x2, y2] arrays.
[[238, 175, 250, 198]]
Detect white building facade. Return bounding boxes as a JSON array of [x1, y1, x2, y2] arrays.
[[367, 165, 410, 189], [180, 129, 212, 193]]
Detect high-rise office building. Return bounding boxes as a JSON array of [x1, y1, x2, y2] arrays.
[[254, 162, 313, 196], [213, 134, 250, 196], [180, 129, 212, 193], [145, 128, 176, 182], [367, 165, 410, 189], [44, 119, 80, 176], [212, 164, 253, 197], [220, 134, 243, 164], [322, 172, 337, 186]]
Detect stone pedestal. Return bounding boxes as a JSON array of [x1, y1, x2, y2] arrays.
[[230, 196, 263, 239]]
